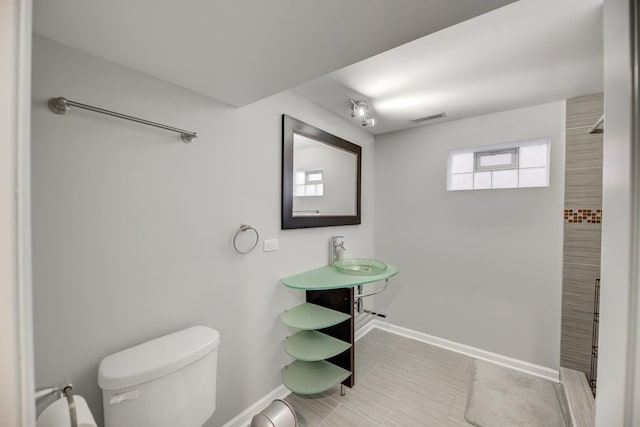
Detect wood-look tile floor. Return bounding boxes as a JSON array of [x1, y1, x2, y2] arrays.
[[285, 328, 476, 427]]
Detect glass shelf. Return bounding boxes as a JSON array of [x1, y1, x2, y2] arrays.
[[283, 330, 351, 361], [280, 303, 350, 330], [281, 360, 351, 395]]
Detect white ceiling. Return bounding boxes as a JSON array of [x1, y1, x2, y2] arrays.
[[295, 0, 604, 135], [33, 0, 516, 107]]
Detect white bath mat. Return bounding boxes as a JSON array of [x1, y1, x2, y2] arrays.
[[465, 360, 566, 427]]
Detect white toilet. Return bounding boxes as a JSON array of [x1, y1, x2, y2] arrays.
[[98, 326, 220, 427]]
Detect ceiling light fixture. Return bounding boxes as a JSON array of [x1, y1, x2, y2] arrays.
[[350, 99, 368, 117], [349, 99, 375, 127]]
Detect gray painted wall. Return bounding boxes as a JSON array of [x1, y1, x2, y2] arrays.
[[374, 102, 565, 369], [31, 36, 375, 426]]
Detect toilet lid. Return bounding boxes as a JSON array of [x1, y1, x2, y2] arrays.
[[98, 326, 220, 390]]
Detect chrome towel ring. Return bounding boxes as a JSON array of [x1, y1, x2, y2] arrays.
[[233, 224, 259, 254]]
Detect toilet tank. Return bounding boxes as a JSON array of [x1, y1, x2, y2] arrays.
[[98, 326, 220, 427]]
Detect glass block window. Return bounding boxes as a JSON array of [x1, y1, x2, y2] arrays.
[[447, 138, 550, 191], [294, 169, 324, 197]]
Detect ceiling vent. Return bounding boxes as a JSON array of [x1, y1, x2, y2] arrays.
[[411, 112, 447, 123]]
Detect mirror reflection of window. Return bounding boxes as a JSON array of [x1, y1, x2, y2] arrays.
[[292, 132, 357, 217], [294, 169, 324, 197]]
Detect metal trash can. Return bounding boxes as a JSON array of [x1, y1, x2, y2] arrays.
[[251, 399, 298, 427]]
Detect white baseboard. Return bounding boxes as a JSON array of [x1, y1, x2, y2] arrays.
[[355, 318, 377, 341], [221, 384, 290, 427], [371, 320, 559, 382], [223, 320, 559, 426]]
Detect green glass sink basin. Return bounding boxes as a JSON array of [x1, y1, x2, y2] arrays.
[[333, 258, 387, 275]]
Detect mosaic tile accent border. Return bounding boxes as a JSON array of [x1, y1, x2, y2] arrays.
[[564, 209, 602, 224]]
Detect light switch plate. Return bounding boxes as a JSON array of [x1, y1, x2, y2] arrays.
[[263, 239, 278, 252]]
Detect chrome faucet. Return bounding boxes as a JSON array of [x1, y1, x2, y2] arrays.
[[329, 236, 346, 265]]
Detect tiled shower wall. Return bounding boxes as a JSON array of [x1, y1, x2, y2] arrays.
[[560, 93, 604, 377]]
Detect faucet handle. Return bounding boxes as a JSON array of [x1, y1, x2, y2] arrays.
[[330, 236, 345, 265]]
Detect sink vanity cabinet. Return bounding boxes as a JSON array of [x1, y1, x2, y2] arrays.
[[280, 264, 398, 394]]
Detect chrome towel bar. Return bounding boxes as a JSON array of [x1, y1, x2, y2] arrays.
[[48, 97, 198, 143], [355, 279, 389, 299], [354, 279, 389, 317]]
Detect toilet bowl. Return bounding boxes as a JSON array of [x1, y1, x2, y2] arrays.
[[98, 326, 220, 427]]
